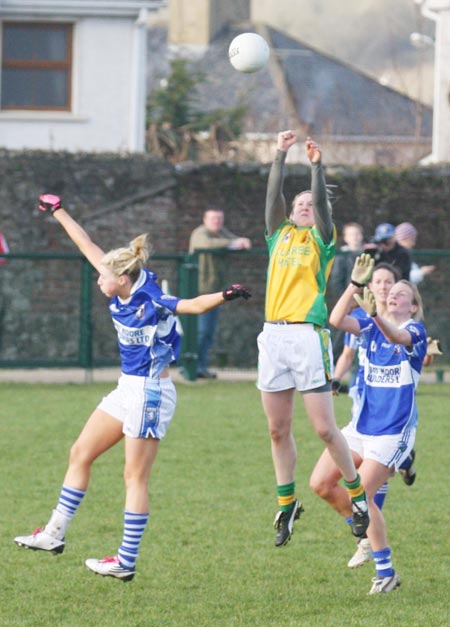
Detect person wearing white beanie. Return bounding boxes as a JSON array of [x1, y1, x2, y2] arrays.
[[394, 222, 435, 284]]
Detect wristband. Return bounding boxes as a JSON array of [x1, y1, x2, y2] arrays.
[[350, 280, 364, 288]]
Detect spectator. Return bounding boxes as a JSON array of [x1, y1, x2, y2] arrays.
[[330, 222, 365, 296], [189, 207, 252, 378], [395, 222, 435, 284], [330, 222, 365, 361], [365, 223, 411, 280]]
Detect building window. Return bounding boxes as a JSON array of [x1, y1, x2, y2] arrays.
[[1, 22, 72, 111]]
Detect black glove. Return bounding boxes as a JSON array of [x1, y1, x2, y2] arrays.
[[331, 378, 341, 396], [222, 284, 252, 301], [39, 193, 62, 214]]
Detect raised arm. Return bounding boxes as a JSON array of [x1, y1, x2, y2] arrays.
[[354, 287, 416, 347], [265, 131, 297, 237], [374, 314, 415, 347], [329, 283, 362, 335], [39, 194, 105, 272], [329, 254, 374, 334], [306, 138, 333, 244]]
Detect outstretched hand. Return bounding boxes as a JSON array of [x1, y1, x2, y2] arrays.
[[222, 284, 252, 301], [305, 137, 321, 164], [427, 337, 443, 356], [351, 253, 374, 288], [353, 286, 377, 317], [39, 194, 62, 214], [277, 130, 297, 152]]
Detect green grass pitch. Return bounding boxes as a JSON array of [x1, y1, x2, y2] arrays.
[[1, 381, 449, 627]]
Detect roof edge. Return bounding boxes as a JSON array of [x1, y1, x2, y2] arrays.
[[0, 1, 165, 18]]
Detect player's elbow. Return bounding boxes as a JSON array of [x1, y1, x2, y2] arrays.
[[329, 311, 342, 329]]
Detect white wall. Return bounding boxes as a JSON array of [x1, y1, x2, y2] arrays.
[[429, 7, 450, 162], [0, 16, 148, 152]]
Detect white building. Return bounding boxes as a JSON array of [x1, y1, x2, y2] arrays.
[[419, 0, 450, 163], [0, 0, 166, 153]]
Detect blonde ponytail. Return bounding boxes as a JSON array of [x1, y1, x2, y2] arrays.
[[102, 234, 152, 283]]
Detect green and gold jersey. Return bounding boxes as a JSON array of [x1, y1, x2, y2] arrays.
[[265, 220, 336, 326]]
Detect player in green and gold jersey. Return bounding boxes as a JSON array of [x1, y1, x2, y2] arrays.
[[257, 130, 369, 548]]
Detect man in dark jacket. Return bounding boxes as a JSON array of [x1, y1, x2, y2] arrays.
[[365, 223, 411, 280]]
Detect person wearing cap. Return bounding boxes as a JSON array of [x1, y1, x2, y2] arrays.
[[365, 223, 411, 280], [394, 222, 435, 284]]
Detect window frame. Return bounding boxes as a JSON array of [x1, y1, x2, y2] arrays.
[[1, 21, 73, 112]]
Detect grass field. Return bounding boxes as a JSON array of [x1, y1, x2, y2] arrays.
[[1, 380, 449, 627]]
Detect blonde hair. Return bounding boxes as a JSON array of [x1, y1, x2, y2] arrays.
[[397, 279, 424, 322], [101, 234, 151, 283]]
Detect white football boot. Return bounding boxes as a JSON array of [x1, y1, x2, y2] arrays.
[[347, 537, 372, 569], [14, 509, 68, 555], [85, 555, 135, 582], [14, 528, 65, 554], [368, 572, 401, 594]]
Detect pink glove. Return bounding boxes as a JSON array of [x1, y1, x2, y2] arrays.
[[39, 194, 62, 214]]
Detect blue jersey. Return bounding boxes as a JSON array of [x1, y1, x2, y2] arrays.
[[345, 307, 368, 394], [108, 268, 181, 378], [353, 317, 427, 436]]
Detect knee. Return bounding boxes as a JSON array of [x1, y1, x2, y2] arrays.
[[365, 488, 381, 503], [268, 422, 291, 444], [69, 441, 92, 468], [309, 473, 335, 499], [123, 466, 135, 487], [123, 465, 148, 489], [315, 424, 336, 444]]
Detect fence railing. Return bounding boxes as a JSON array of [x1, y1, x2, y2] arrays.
[[0, 248, 448, 381]]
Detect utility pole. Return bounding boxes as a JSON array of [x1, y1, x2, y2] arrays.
[[419, 0, 450, 163]]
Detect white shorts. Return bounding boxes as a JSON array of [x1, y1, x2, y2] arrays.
[[348, 386, 361, 420], [341, 422, 416, 470], [98, 373, 177, 440], [257, 322, 333, 392]]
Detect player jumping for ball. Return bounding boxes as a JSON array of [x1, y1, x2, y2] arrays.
[[14, 194, 251, 581], [311, 254, 427, 594], [257, 130, 370, 547]]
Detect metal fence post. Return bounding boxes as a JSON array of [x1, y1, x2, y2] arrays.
[[78, 259, 94, 372], [178, 252, 199, 381]]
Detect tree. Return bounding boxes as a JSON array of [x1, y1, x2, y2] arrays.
[[146, 59, 247, 162]]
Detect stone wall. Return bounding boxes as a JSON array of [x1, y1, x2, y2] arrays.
[[0, 150, 448, 368]]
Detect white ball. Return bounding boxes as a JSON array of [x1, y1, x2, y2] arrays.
[[228, 33, 270, 73]]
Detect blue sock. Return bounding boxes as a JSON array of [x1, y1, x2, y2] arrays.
[[373, 547, 394, 578], [55, 484, 86, 520], [374, 482, 388, 510], [118, 511, 149, 570]]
